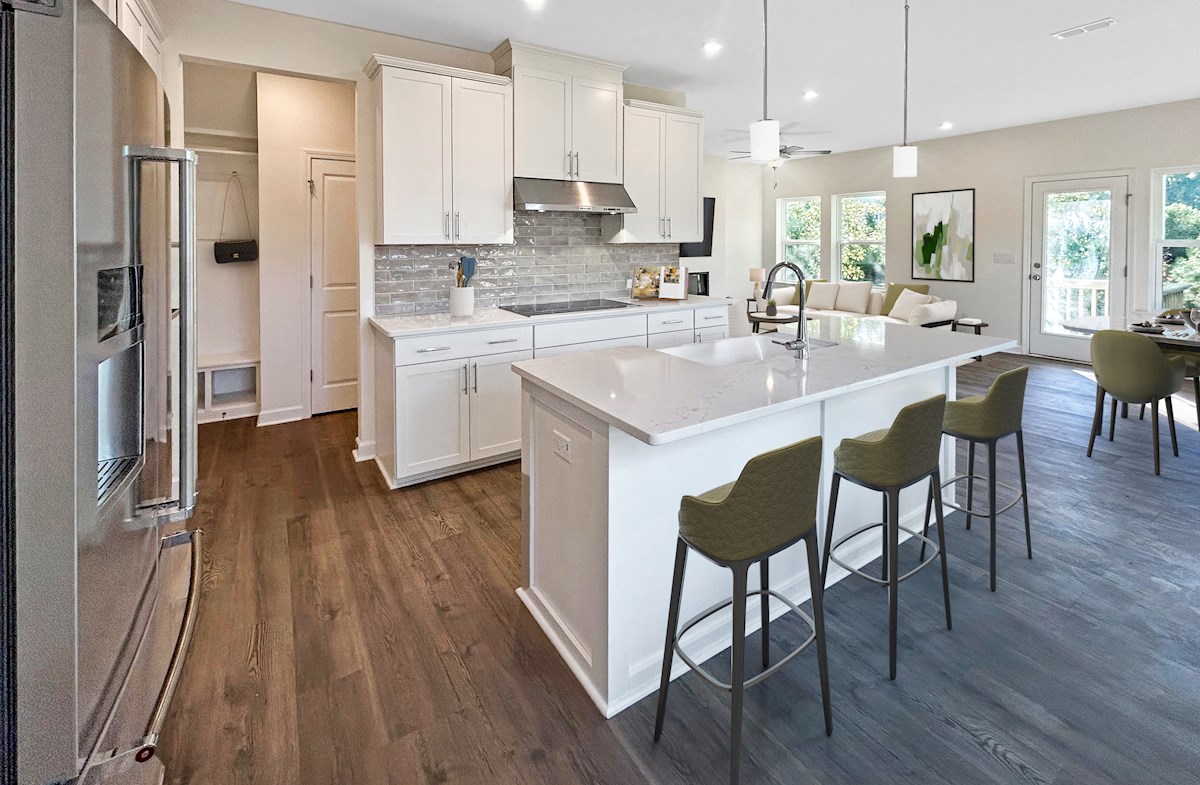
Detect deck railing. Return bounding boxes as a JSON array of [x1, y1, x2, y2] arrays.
[[1045, 278, 1107, 326]]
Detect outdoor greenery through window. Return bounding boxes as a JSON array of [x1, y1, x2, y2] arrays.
[[837, 193, 886, 285], [779, 197, 821, 281], [1157, 169, 1200, 310]]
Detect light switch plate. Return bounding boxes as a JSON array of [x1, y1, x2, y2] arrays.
[[993, 252, 1016, 265], [552, 429, 572, 464]]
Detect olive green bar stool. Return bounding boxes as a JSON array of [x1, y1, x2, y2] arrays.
[[1088, 330, 1186, 475], [653, 437, 832, 785], [919, 366, 1031, 593], [820, 395, 951, 681]]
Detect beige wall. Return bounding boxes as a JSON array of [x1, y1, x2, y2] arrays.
[[255, 73, 355, 423], [156, 0, 493, 449], [685, 156, 765, 301], [761, 98, 1200, 346]]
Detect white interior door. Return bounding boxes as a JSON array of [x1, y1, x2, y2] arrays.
[[379, 68, 452, 243], [451, 79, 513, 244], [469, 349, 532, 460], [663, 113, 703, 243], [513, 66, 571, 180], [571, 77, 622, 184], [621, 106, 664, 242], [1028, 176, 1128, 362], [310, 158, 358, 414]]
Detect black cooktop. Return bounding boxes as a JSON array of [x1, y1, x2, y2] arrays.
[[500, 299, 632, 317]]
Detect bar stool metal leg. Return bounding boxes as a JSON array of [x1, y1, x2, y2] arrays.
[[804, 537, 833, 737], [759, 558, 770, 669], [729, 565, 749, 785], [880, 493, 888, 583], [820, 474, 842, 592], [965, 441, 976, 530], [1016, 429, 1032, 560], [988, 440, 998, 592], [654, 539, 688, 742], [886, 488, 900, 680], [932, 471, 952, 631]]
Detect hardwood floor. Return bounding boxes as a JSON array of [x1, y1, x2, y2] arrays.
[[160, 353, 1200, 785]]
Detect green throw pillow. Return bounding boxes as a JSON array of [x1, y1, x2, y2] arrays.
[[795, 278, 828, 305], [882, 283, 929, 315]]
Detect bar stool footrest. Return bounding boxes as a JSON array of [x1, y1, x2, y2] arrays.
[[828, 521, 940, 587], [673, 588, 816, 692], [940, 473, 1024, 518]]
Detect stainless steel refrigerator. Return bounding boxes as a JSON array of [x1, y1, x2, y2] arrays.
[[6, 1, 202, 783]]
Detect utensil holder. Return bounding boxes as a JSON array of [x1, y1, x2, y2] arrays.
[[449, 286, 474, 318]]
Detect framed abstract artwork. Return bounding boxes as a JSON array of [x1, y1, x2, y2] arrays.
[[912, 188, 975, 281]]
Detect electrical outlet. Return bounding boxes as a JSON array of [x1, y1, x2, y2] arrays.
[[552, 430, 572, 464]]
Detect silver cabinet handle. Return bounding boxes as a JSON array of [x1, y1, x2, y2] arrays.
[[454, 212, 461, 240], [124, 145, 198, 522], [704, 315, 723, 320], [417, 346, 452, 353], [487, 338, 518, 345], [472, 362, 479, 394], [662, 319, 684, 325], [574, 152, 580, 178], [660, 217, 666, 238], [462, 363, 469, 395], [567, 150, 573, 177], [444, 211, 450, 239], [667, 216, 672, 238]]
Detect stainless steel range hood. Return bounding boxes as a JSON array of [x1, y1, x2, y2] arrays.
[[514, 177, 637, 214]]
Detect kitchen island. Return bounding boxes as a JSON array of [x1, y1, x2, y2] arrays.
[[512, 317, 1015, 717]]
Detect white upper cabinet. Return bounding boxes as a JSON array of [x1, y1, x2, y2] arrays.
[[369, 57, 513, 246], [114, 0, 164, 76], [494, 41, 626, 184], [603, 101, 704, 244]]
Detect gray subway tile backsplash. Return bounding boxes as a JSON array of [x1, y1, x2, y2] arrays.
[[374, 211, 679, 315]]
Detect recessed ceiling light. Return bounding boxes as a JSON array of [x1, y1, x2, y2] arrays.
[[525, 0, 546, 11], [1051, 17, 1115, 40], [702, 40, 723, 56], [938, 121, 954, 130], [803, 90, 819, 100]]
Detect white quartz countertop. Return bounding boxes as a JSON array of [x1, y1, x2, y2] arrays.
[[369, 295, 729, 339], [512, 316, 1017, 445]]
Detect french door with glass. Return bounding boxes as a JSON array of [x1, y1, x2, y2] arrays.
[[1028, 176, 1128, 362]]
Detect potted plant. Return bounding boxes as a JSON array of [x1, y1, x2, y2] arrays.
[[765, 299, 778, 317]]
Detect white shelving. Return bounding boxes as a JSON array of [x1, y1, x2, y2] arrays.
[[197, 352, 260, 423]]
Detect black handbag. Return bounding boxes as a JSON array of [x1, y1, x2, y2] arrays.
[[214, 172, 258, 264]]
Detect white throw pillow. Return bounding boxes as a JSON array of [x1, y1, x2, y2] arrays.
[[834, 281, 872, 314], [907, 299, 958, 325], [806, 282, 840, 311], [889, 288, 934, 322]]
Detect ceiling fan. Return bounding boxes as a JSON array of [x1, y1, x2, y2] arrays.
[[729, 0, 833, 164]]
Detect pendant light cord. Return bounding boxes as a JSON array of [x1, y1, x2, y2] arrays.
[[902, 0, 910, 146], [762, 0, 769, 121]]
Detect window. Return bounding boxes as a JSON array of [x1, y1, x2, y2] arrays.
[[1154, 168, 1200, 310], [777, 197, 822, 281], [836, 192, 887, 286]]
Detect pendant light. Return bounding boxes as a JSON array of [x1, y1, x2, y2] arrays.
[[750, 0, 780, 161], [893, 0, 918, 178]]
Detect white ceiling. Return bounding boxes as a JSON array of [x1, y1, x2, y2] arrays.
[[231, 0, 1200, 156]]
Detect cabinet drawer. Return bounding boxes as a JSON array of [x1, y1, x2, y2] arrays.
[[647, 310, 694, 334], [392, 325, 533, 366], [534, 313, 647, 349], [694, 307, 729, 328], [647, 330, 695, 349], [535, 334, 646, 358]]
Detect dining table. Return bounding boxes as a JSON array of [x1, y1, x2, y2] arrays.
[[1061, 315, 1200, 355]]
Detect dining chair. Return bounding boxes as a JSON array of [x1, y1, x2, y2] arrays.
[[1088, 330, 1186, 475]]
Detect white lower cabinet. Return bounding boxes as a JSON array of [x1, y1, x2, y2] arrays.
[[469, 350, 530, 460], [647, 330, 694, 349], [394, 358, 472, 477], [695, 326, 729, 343]]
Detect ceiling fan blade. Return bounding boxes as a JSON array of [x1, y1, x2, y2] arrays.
[[729, 150, 751, 154], [728, 155, 751, 160], [790, 150, 833, 156]]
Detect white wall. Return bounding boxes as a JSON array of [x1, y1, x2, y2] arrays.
[[760, 98, 1200, 346], [255, 73, 355, 425], [684, 156, 764, 301], [156, 0, 493, 451]]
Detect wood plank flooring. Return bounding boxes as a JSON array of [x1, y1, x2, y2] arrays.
[[160, 353, 1200, 785]]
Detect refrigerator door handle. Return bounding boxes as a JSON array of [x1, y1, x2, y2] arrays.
[[124, 145, 199, 522]]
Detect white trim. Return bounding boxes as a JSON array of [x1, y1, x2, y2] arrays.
[[833, 190, 887, 285], [490, 39, 628, 74], [352, 438, 375, 463], [364, 54, 512, 84], [517, 588, 611, 717], [623, 98, 703, 118], [776, 195, 822, 278], [257, 405, 305, 427]]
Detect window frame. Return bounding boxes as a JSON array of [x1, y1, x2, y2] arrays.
[[1151, 165, 1200, 309], [776, 196, 823, 281], [834, 190, 888, 287]]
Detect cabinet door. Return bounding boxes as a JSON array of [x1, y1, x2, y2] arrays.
[[695, 326, 728, 343], [469, 349, 532, 461], [452, 79, 514, 245], [395, 359, 470, 477], [379, 68, 453, 244], [572, 77, 623, 184], [513, 66, 572, 180], [621, 106, 665, 242], [647, 330, 694, 349], [664, 113, 704, 243]]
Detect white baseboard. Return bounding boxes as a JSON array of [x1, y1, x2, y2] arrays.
[[353, 438, 375, 462], [256, 405, 305, 427]]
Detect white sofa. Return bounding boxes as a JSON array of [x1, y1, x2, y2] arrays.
[[759, 283, 957, 327]]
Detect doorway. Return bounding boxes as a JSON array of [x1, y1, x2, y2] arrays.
[[309, 156, 358, 414], [1027, 175, 1129, 362]]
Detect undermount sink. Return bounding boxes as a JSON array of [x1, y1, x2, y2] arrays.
[[659, 334, 837, 367]]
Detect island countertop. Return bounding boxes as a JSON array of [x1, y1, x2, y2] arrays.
[[512, 316, 1016, 445]]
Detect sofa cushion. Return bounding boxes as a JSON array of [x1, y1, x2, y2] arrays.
[[834, 281, 872, 314], [888, 288, 934, 322], [908, 299, 957, 325], [794, 278, 828, 305], [882, 283, 930, 315], [807, 282, 840, 310], [866, 290, 885, 315]]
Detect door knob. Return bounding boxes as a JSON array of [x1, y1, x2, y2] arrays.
[[1033, 262, 1042, 269], [1029, 274, 1041, 281]]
